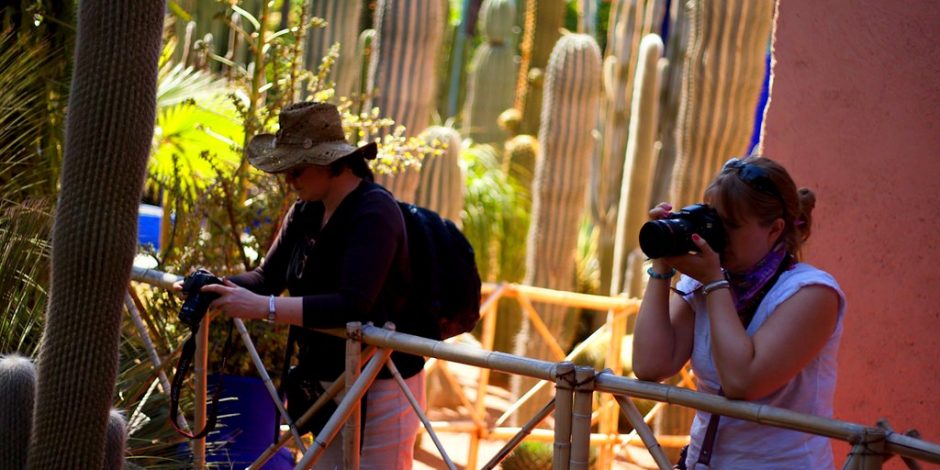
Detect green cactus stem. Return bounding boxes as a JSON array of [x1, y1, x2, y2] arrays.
[[414, 126, 465, 222], [512, 33, 602, 423], [25, 1, 164, 468], [593, 0, 667, 296], [0, 355, 36, 470], [304, 0, 364, 99], [670, 0, 775, 206], [367, 0, 446, 202], [462, 0, 518, 145], [513, 0, 566, 136], [610, 34, 664, 298]]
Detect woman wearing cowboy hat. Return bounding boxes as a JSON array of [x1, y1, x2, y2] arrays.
[[200, 101, 424, 469]]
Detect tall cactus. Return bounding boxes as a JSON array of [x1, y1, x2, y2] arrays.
[[414, 126, 465, 222], [367, 0, 445, 202], [593, 0, 667, 297], [25, 1, 164, 468], [104, 410, 128, 470], [462, 0, 518, 145], [611, 34, 664, 298], [513, 0, 566, 136], [0, 355, 36, 469], [303, 0, 364, 99], [650, 0, 693, 205], [670, 0, 775, 206], [512, 33, 602, 422]]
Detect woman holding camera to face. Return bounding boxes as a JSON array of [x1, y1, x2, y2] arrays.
[[633, 155, 846, 469]]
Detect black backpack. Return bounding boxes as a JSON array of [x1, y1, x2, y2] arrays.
[[397, 202, 482, 340]]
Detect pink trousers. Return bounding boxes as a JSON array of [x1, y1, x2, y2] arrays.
[[312, 370, 426, 470]]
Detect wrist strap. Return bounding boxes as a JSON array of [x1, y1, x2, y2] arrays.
[[267, 295, 277, 322]]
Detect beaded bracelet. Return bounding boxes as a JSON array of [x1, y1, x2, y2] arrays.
[[646, 266, 677, 280]]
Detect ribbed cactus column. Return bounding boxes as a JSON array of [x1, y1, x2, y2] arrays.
[[104, 410, 128, 470], [414, 126, 465, 222], [610, 34, 664, 299], [462, 0, 518, 145], [26, 2, 164, 469], [0, 355, 36, 469], [514, 0, 566, 136], [512, 33, 602, 423], [593, 0, 667, 296], [367, 0, 445, 202], [303, 0, 364, 99], [670, 0, 775, 206]]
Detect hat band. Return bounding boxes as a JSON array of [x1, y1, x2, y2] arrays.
[[273, 137, 348, 150]]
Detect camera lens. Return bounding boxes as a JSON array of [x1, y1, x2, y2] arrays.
[[639, 218, 690, 259]]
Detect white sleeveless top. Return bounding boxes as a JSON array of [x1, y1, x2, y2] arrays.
[[676, 263, 846, 469]]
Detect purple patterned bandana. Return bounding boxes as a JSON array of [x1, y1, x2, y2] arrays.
[[726, 245, 788, 313]]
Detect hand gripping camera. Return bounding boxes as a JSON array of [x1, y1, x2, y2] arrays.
[[639, 203, 727, 259], [178, 269, 223, 329]]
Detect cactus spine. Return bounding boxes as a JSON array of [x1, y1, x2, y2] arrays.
[[462, 0, 518, 145], [593, 0, 667, 297], [304, 0, 364, 99], [670, 0, 775, 206], [367, 0, 445, 202], [26, 1, 164, 468], [414, 126, 465, 222], [0, 355, 36, 469], [513, 33, 602, 422], [513, 0, 566, 136], [611, 34, 664, 298]]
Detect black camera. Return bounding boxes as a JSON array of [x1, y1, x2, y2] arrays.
[[179, 269, 223, 329], [639, 203, 727, 259]]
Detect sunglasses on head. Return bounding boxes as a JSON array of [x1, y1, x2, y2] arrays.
[[722, 158, 788, 219]]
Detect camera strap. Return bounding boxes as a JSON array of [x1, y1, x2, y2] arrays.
[[169, 319, 235, 439]]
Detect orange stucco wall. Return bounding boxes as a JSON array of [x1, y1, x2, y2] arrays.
[[760, 0, 940, 464]]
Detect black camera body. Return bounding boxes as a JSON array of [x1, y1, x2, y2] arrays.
[[639, 203, 727, 259], [179, 269, 223, 329]]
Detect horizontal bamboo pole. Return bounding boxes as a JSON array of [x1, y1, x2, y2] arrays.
[[482, 282, 641, 311], [485, 428, 689, 447]]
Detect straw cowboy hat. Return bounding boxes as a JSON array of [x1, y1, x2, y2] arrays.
[[246, 101, 377, 173]]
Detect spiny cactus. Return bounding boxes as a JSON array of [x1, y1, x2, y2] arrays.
[[593, 0, 667, 296], [25, 1, 164, 468], [367, 0, 445, 202], [513, 33, 602, 423], [462, 0, 518, 145], [104, 410, 128, 470], [414, 126, 465, 222], [514, 0, 566, 136], [304, 0, 364, 99], [503, 134, 539, 192], [0, 355, 36, 470], [355, 28, 376, 109], [611, 34, 664, 298], [670, 0, 775, 206]]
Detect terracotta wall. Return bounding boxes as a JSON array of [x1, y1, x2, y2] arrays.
[[760, 0, 940, 465]]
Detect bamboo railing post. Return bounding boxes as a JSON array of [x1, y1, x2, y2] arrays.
[[613, 394, 671, 470], [598, 306, 628, 469], [294, 348, 394, 470], [193, 312, 209, 468], [553, 362, 576, 470], [344, 322, 363, 470], [482, 398, 556, 470], [846, 428, 887, 470], [468, 283, 501, 469], [569, 367, 595, 470]]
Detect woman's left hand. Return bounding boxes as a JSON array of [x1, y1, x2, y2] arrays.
[[202, 279, 267, 321], [662, 233, 724, 284]]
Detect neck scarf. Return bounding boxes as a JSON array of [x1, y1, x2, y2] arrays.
[[725, 245, 789, 314]]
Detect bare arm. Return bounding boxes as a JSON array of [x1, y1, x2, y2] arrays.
[[632, 261, 696, 382]]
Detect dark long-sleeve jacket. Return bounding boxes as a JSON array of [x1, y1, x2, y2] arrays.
[[229, 180, 423, 380]]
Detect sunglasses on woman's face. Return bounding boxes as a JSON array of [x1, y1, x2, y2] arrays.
[[722, 158, 787, 218], [285, 166, 308, 180]]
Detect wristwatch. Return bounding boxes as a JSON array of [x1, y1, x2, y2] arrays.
[[267, 295, 277, 322]]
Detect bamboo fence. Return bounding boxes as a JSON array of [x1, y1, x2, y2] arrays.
[[129, 266, 940, 469]]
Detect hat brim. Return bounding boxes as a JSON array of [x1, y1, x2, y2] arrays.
[[246, 134, 378, 173]]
